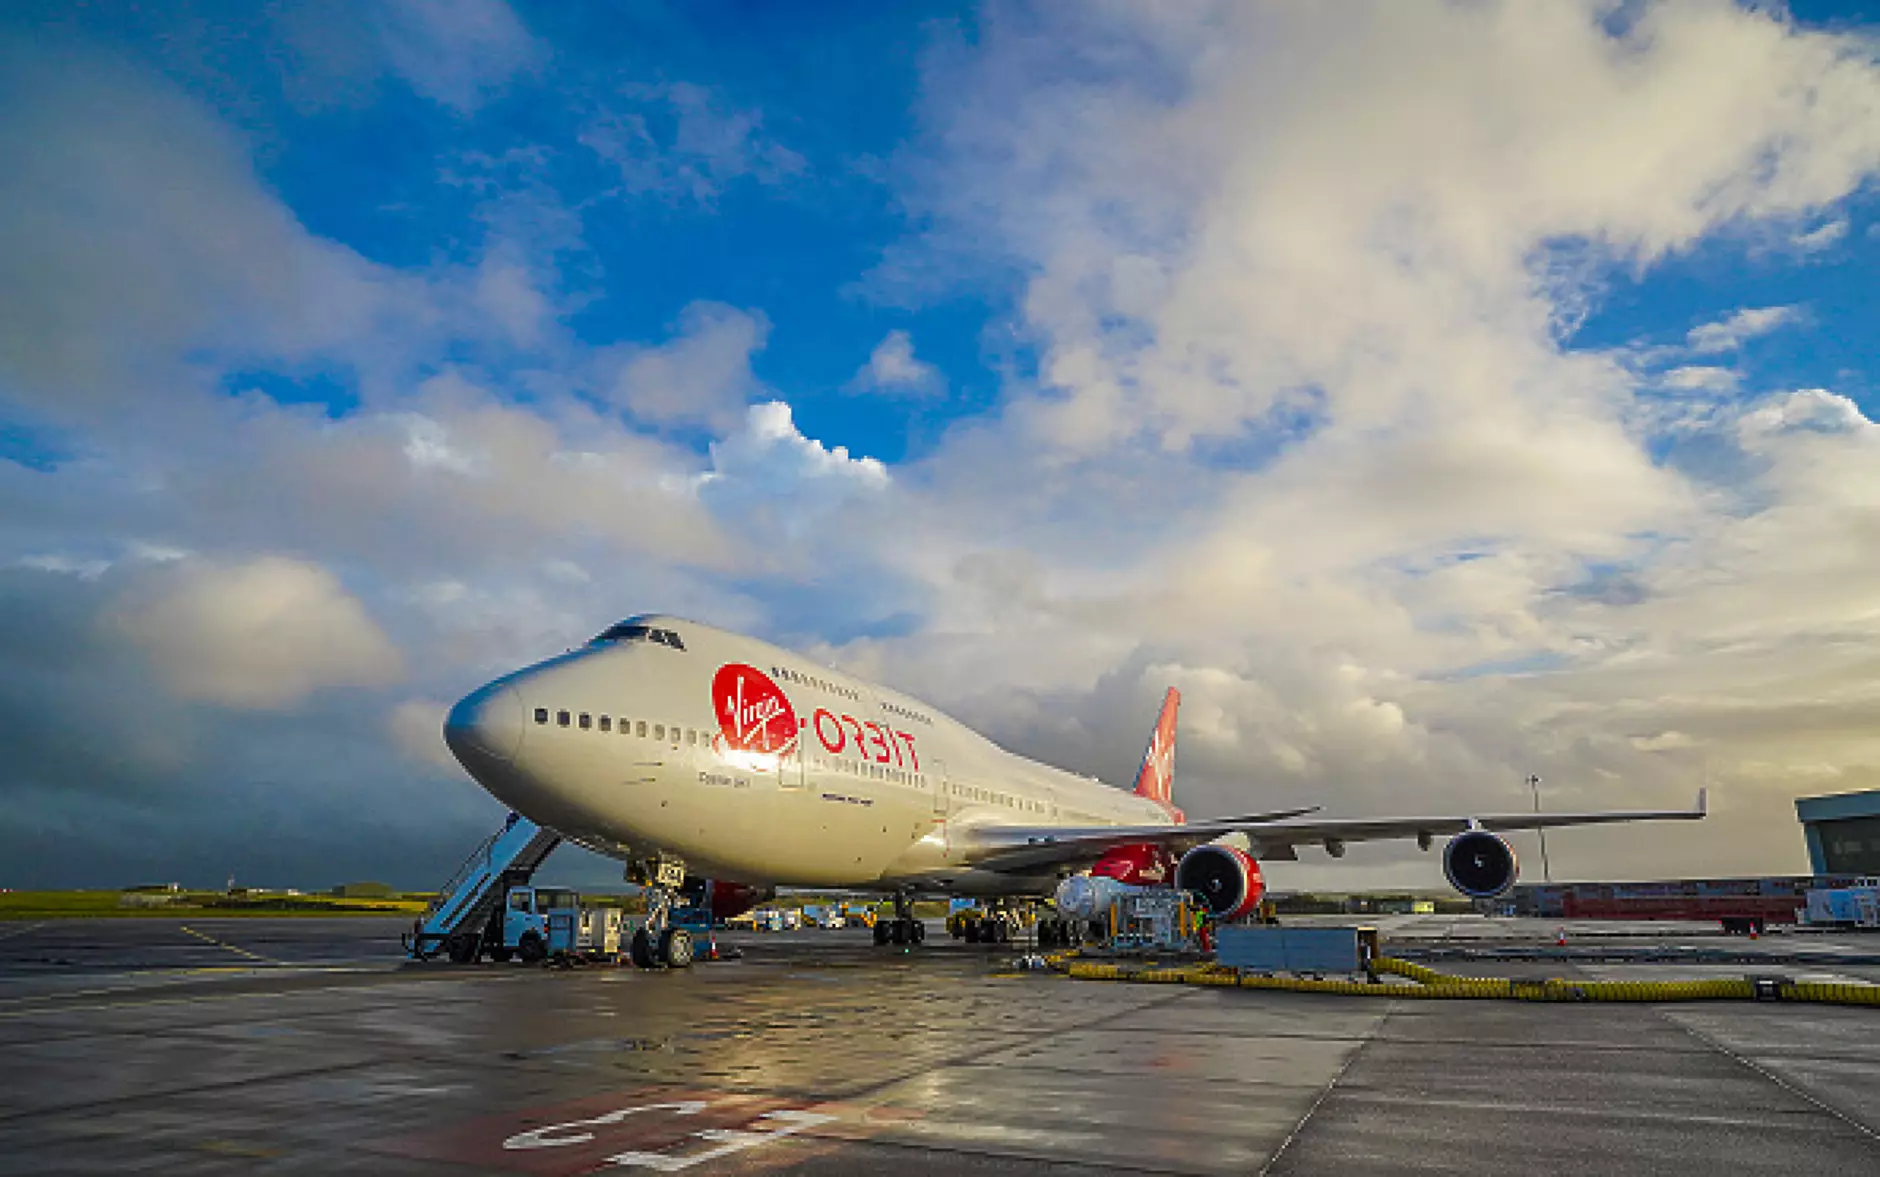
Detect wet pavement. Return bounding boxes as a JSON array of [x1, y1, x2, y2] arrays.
[[1, 916, 1877, 1174]]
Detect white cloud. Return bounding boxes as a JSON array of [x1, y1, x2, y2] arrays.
[[1660, 365, 1739, 393], [388, 697, 457, 770], [0, 41, 411, 420], [848, 330, 945, 398], [375, 0, 544, 113], [108, 556, 404, 709], [826, 0, 1880, 884], [1790, 218, 1850, 253], [9, 2, 1880, 893], [602, 302, 770, 430], [581, 81, 807, 204], [703, 401, 889, 499], [1686, 306, 1801, 354]]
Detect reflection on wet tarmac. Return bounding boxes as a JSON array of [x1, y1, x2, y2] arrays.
[[0, 916, 1877, 1173]]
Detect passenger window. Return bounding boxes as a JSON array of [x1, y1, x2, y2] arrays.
[[620, 718, 632, 735], [534, 708, 549, 725], [599, 716, 611, 732], [557, 710, 570, 727], [654, 724, 665, 740], [579, 713, 591, 730]]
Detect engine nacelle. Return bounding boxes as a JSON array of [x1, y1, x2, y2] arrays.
[[1174, 844, 1265, 921], [707, 881, 774, 921], [1054, 874, 1147, 921], [679, 878, 775, 921], [1442, 830, 1519, 898], [1091, 842, 1177, 887]]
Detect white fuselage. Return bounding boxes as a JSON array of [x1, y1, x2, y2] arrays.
[[445, 616, 1172, 895]]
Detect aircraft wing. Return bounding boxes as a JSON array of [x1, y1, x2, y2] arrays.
[[960, 790, 1707, 873]]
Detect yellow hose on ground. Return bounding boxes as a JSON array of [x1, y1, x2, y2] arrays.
[[1053, 954, 1880, 1006]]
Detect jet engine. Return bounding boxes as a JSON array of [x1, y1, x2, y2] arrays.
[[1442, 830, 1518, 898], [1173, 844, 1265, 921]]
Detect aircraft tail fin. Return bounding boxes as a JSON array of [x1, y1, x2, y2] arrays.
[[1133, 687, 1181, 815]]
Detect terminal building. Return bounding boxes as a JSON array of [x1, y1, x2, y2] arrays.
[[1795, 788, 1880, 875]]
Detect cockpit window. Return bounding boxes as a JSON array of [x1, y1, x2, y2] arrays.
[[592, 622, 652, 644], [591, 622, 686, 651]]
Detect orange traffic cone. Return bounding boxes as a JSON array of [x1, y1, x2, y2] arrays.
[[1555, 927, 1567, 947]]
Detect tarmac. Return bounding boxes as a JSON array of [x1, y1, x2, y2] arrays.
[[1, 915, 1878, 1174]]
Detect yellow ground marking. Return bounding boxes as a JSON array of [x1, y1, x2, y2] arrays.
[[179, 924, 279, 964]]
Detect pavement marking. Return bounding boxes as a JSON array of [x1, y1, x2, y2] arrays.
[[1255, 998, 1386, 1176], [178, 924, 280, 964], [1657, 1007, 1880, 1144], [0, 922, 47, 943]]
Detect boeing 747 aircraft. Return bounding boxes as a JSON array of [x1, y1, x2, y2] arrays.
[[442, 615, 1705, 967]]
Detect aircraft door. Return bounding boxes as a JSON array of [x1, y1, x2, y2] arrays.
[[930, 759, 949, 817]]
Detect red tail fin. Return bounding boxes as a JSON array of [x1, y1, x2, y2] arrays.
[[1133, 687, 1180, 817]]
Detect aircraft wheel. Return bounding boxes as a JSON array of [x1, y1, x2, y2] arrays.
[[446, 933, 479, 964], [517, 933, 547, 964], [889, 919, 908, 945], [873, 921, 891, 946], [629, 927, 658, 968], [911, 920, 925, 944], [659, 927, 694, 969], [963, 919, 981, 944], [489, 945, 514, 963]]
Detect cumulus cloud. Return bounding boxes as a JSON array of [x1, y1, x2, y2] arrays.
[[848, 329, 945, 397], [0, 39, 409, 419], [603, 302, 771, 429], [825, 0, 1880, 884], [109, 556, 404, 709], [7, 1, 1880, 894], [697, 402, 891, 566]]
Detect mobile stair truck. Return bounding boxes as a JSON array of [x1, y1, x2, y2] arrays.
[[405, 813, 562, 963]]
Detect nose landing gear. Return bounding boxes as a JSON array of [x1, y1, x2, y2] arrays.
[[628, 854, 694, 969]]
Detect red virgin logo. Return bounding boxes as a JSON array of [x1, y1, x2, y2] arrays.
[[712, 664, 799, 755]]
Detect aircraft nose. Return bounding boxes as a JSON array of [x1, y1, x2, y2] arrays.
[[444, 683, 525, 769]]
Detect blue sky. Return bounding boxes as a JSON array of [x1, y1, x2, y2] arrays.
[[4, 1, 1880, 890]]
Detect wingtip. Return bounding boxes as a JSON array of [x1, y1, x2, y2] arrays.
[[1694, 786, 1708, 815]]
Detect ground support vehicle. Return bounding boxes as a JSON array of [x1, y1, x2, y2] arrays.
[[1803, 879, 1880, 929], [487, 886, 634, 964]]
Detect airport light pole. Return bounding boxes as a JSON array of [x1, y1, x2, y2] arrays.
[[1527, 773, 1551, 884]]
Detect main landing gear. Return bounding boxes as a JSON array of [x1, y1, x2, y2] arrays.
[[628, 854, 694, 970], [958, 904, 1019, 945], [873, 891, 927, 947], [1036, 915, 1084, 950]]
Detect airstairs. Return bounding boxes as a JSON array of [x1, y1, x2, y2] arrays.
[[405, 813, 561, 961]]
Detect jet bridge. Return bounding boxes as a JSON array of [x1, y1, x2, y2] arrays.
[[406, 813, 561, 962]]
